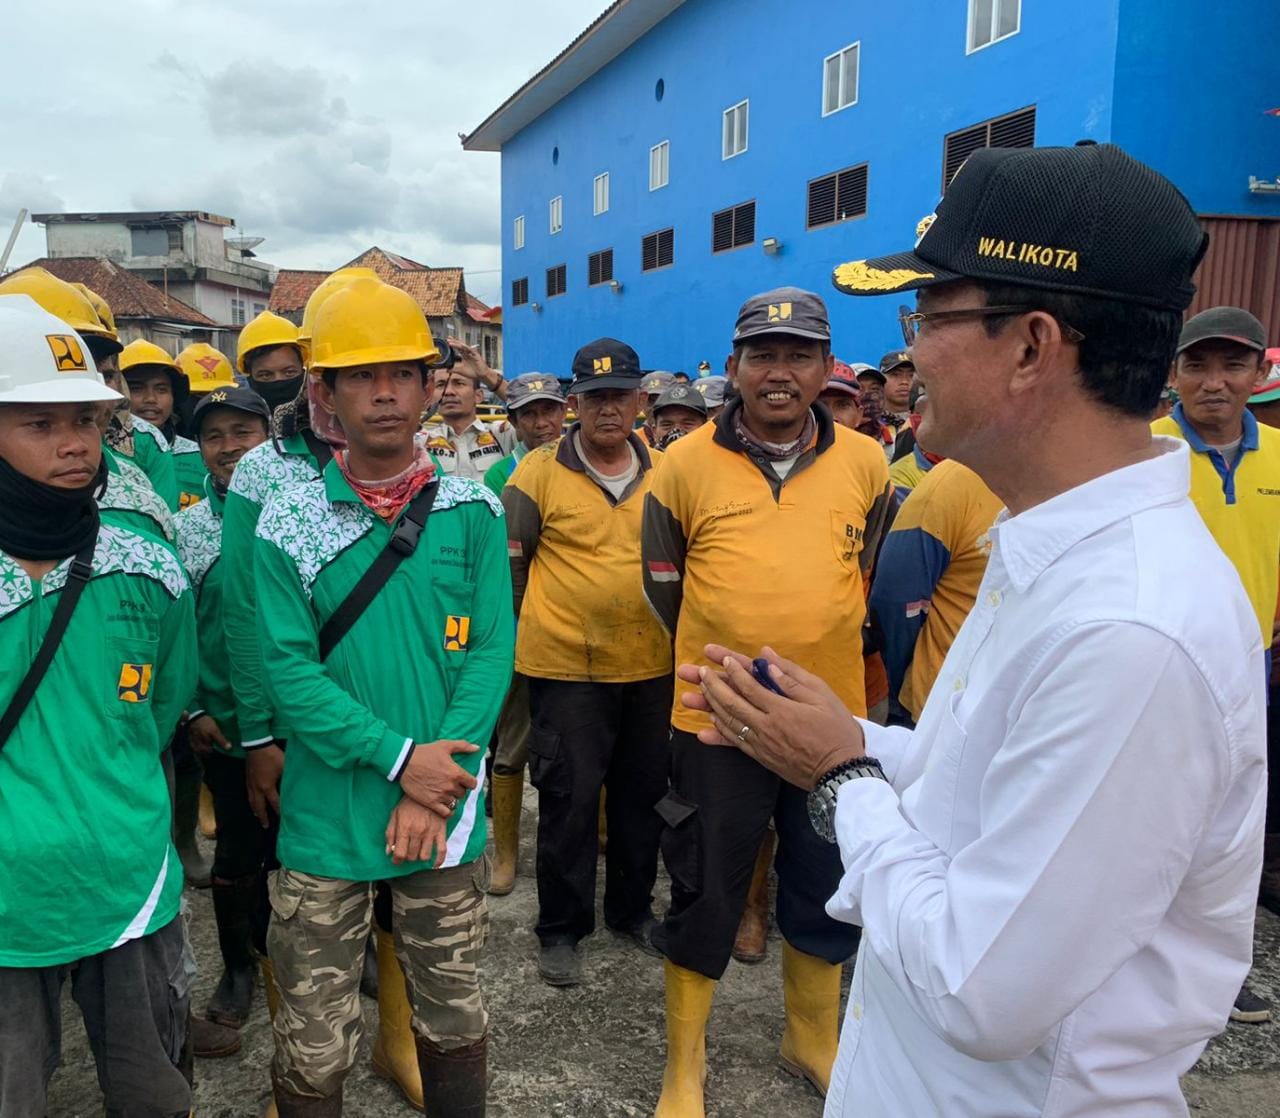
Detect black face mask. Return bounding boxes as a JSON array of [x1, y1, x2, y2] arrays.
[[0, 455, 105, 561], [250, 375, 304, 413]]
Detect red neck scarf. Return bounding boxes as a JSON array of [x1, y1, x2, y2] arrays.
[[337, 443, 435, 521]]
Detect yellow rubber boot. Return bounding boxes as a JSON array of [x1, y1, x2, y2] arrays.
[[371, 930, 425, 1111], [654, 961, 715, 1118], [778, 941, 842, 1097], [198, 781, 217, 839], [488, 771, 523, 896]]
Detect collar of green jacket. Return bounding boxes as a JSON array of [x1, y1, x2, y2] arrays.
[[202, 474, 225, 514], [712, 395, 836, 457], [554, 422, 655, 475]]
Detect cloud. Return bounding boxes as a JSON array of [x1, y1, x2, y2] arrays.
[[0, 171, 66, 217], [200, 59, 351, 139]]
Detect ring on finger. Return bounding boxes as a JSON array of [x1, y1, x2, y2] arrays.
[[737, 723, 751, 743]]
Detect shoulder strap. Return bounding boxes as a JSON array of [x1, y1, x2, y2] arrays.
[[300, 429, 335, 472], [0, 530, 99, 751], [318, 479, 439, 662]]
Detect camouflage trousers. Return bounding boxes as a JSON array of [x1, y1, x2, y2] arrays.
[[266, 860, 489, 1098], [493, 671, 531, 775]]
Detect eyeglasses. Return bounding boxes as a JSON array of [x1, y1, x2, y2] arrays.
[[897, 304, 1085, 346]]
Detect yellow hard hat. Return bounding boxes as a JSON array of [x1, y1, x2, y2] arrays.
[[0, 267, 104, 338], [120, 338, 179, 374], [297, 267, 379, 363], [176, 343, 238, 393], [72, 282, 119, 342], [309, 277, 439, 372], [236, 310, 301, 374]]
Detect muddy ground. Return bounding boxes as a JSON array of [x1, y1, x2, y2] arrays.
[[45, 787, 1280, 1116]]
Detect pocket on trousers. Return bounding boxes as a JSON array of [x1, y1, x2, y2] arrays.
[[527, 725, 568, 796], [656, 790, 701, 894], [268, 868, 305, 921]]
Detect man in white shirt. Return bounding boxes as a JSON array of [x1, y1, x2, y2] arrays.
[[422, 344, 516, 480], [678, 142, 1266, 1118]]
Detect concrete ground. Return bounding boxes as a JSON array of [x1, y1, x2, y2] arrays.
[[45, 791, 1280, 1116]]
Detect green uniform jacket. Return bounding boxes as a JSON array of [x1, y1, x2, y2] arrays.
[[223, 435, 323, 747], [0, 525, 196, 967], [175, 477, 243, 756], [129, 416, 180, 511], [172, 436, 206, 510], [101, 445, 176, 545], [254, 463, 514, 880]]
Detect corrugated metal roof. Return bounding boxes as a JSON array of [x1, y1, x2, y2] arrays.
[[1189, 216, 1280, 341], [462, 0, 685, 151]]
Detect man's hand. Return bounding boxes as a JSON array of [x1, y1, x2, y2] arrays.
[[447, 338, 504, 395], [188, 714, 231, 755], [245, 744, 285, 828], [399, 740, 480, 818], [677, 644, 865, 790], [385, 797, 447, 866]]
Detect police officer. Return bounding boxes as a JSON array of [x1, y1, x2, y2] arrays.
[[423, 343, 516, 480]]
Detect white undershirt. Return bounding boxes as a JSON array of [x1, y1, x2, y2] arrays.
[[771, 454, 800, 479], [576, 433, 638, 500]]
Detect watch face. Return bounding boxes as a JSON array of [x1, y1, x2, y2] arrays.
[[807, 787, 836, 843]]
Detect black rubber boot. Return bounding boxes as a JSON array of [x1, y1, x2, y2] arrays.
[[359, 935, 379, 1000], [271, 1074, 344, 1117], [172, 765, 211, 889], [416, 1034, 488, 1117], [206, 874, 257, 1027]]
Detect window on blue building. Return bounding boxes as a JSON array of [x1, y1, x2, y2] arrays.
[[822, 43, 860, 116], [512, 277, 528, 306], [723, 101, 749, 160], [807, 164, 869, 229], [546, 264, 567, 298], [594, 173, 610, 216], [968, 0, 1020, 52], [549, 196, 563, 235], [650, 141, 670, 191], [642, 228, 674, 272], [712, 202, 756, 253], [588, 249, 614, 286], [942, 105, 1035, 190], [514, 215, 525, 250]]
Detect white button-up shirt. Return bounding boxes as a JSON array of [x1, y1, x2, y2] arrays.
[[422, 418, 516, 481], [826, 439, 1265, 1118]]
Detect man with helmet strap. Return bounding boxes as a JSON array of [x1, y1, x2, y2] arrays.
[[0, 293, 197, 1117], [255, 277, 510, 1115]]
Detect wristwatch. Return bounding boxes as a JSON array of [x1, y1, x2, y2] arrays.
[[807, 756, 886, 843]]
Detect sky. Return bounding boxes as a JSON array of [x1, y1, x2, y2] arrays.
[[0, 0, 607, 306]]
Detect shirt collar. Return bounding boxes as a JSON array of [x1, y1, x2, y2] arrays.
[[1170, 401, 1258, 455], [989, 437, 1190, 594], [554, 422, 653, 474]]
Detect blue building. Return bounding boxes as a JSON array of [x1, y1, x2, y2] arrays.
[[464, 0, 1280, 377]]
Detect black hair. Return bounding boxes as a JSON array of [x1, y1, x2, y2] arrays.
[[319, 362, 431, 391], [245, 343, 303, 377], [980, 284, 1181, 418]]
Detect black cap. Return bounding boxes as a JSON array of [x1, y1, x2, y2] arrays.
[[652, 383, 708, 417], [733, 287, 831, 343], [569, 338, 643, 393], [852, 362, 884, 384], [1177, 306, 1268, 355], [192, 385, 271, 437], [879, 349, 914, 375], [833, 143, 1209, 312]]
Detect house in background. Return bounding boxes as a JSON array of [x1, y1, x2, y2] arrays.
[[8, 256, 215, 352], [30, 210, 276, 352], [464, 0, 1280, 376], [270, 246, 503, 370]]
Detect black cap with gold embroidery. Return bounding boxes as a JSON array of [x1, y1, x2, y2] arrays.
[[733, 287, 831, 343], [833, 143, 1208, 312], [192, 385, 271, 438], [569, 337, 643, 394]]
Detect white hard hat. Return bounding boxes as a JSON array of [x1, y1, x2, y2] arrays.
[[0, 294, 121, 405]]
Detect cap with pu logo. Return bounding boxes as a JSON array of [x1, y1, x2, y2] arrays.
[[733, 287, 831, 344], [879, 350, 914, 376], [505, 372, 567, 410], [569, 337, 643, 394], [832, 143, 1209, 312]]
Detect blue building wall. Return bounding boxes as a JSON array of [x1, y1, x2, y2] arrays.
[[1112, 0, 1280, 217], [494, 0, 1266, 378]]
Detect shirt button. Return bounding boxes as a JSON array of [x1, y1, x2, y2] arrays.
[[987, 590, 1002, 607], [952, 677, 965, 692], [852, 1002, 863, 1021]]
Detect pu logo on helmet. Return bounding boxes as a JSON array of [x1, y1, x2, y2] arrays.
[[592, 356, 612, 374], [443, 615, 471, 652], [767, 303, 792, 322], [46, 334, 88, 372], [117, 663, 154, 703]]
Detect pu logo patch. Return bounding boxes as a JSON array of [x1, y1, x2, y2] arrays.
[[443, 615, 471, 652], [117, 663, 154, 703], [767, 302, 793, 322], [592, 356, 612, 375], [46, 334, 88, 372], [530, 379, 544, 390]]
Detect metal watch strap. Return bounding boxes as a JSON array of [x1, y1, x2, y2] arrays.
[[807, 756, 886, 842]]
